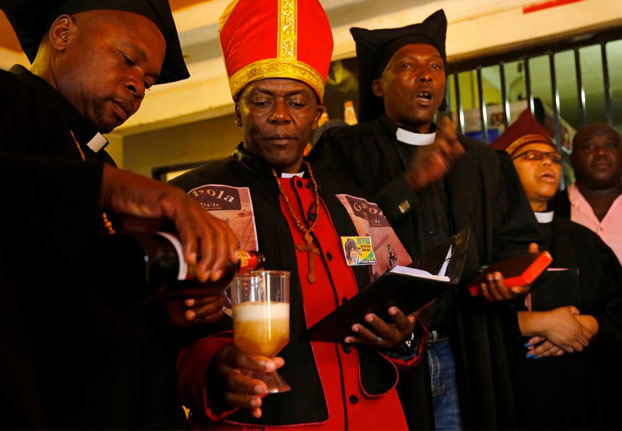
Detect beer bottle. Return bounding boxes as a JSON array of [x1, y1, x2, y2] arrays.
[[344, 100, 358, 126], [93, 230, 264, 304], [317, 111, 330, 127]]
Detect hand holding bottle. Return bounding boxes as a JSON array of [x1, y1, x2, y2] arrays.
[[403, 116, 464, 192], [165, 248, 265, 326], [93, 229, 264, 327], [99, 163, 239, 282]]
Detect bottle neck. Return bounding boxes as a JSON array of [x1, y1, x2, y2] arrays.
[[236, 249, 263, 273]]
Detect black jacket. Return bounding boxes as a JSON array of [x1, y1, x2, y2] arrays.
[[510, 215, 622, 429], [311, 115, 542, 429], [0, 66, 184, 429]]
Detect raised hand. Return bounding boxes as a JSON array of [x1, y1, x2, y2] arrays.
[[404, 116, 464, 191]]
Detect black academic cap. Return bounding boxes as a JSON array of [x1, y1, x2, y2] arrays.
[[351, 9, 447, 122], [0, 0, 189, 84]]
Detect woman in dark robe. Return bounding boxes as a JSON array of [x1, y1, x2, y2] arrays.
[[493, 110, 622, 429]]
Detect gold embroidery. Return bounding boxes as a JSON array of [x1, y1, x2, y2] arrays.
[[278, 0, 297, 59], [229, 58, 325, 101], [218, 0, 242, 33]]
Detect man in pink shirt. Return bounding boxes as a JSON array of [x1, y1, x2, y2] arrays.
[[552, 123, 622, 264]]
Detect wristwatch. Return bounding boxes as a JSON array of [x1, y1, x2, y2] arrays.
[[391, 331, 416, 356]]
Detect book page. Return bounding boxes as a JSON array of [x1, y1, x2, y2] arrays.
[[389, 266, 450, 282], [437, 245, 453, 276]]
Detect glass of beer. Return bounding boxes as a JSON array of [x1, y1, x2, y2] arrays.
[[230, 270, 290, 393]]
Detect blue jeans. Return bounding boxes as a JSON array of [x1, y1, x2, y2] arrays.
[[427, 339, 462, 430]]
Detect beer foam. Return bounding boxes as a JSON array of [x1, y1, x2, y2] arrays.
[[233, 302, 289, 321]]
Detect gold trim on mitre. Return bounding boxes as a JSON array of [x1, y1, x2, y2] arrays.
[[278, 0, 297, 59], [229, 58, 325, 101], [506, 133, 555, 157], [218, 0, 242, 32]]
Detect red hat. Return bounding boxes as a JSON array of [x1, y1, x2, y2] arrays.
[[490, 109, 555, 157], [219, 0, 333, 102]]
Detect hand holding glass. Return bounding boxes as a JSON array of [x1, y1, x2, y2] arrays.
[[231, 270, 290, 393]]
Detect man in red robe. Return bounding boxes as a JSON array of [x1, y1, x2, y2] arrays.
[[172, 0, 429, 428]]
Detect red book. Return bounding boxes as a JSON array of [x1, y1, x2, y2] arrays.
[[468, 251, 553, 296]]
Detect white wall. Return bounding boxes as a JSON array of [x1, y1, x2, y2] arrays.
[[116, 0, 622, 137], [3, 0, 617, 171]]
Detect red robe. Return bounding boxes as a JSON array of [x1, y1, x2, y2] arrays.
[[174, 153, 425, 429]]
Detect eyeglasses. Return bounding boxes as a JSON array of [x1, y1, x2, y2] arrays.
[[512, 149, 562, 164]]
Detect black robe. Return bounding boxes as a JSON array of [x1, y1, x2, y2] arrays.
[[171, 148, 416, 428], [0, 66, 185, 429], [549, 188, 571, 218], [510, 215, 622, 429], [310, 115, 542, 429]]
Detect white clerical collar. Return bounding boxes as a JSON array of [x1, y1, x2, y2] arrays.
[[86, 133, 109, 153], [534, 211, 554, 224], [396, 128, 436, 146], [281, 172, 304, 178]]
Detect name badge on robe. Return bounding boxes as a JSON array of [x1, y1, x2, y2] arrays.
[[341, 236, 377, 266], [336, 194, 411, 279], [187, 184, 259, 252]]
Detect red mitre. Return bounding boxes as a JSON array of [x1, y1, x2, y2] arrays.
[[219, 0, 334, 101], [490, 109, 555, 157]]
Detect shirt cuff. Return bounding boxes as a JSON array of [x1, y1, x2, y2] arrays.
[[383, 320, 429, 368]]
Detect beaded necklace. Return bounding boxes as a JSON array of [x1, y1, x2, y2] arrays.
[[272, 160, 320, 283]]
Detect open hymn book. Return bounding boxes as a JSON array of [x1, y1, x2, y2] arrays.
[[308, 230, 470, 342], [388, 245, 452, 282]]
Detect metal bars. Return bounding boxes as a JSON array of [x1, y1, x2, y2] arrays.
[[499, 62, 510, 128], [549, 53, 562, 151], [476, 67, 488, 144], [453, 73, 465, 134], [549, 52, 564, 188], [524, 58, 535, 115], [601, 42, 613, 126], [574, 47, 587, 126], [444, 34, 620, 142]]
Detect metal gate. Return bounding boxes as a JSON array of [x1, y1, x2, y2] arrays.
[[446, 27, 621, 148]]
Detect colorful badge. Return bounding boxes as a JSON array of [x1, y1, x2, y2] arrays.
[[336, 194, 411, 279], [341, 236, 377, 266]]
